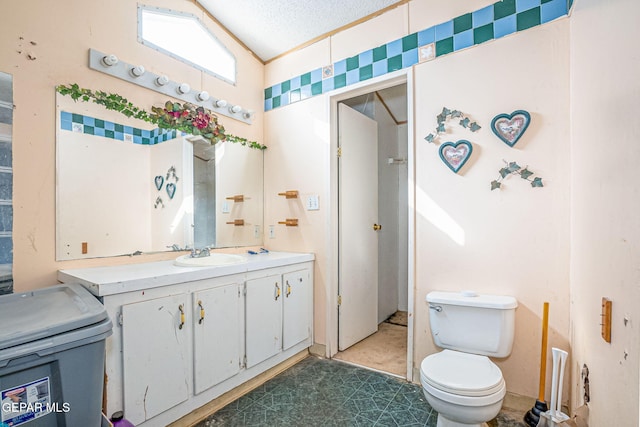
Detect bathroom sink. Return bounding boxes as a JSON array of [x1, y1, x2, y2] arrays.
[[174, 253, 247, 267]]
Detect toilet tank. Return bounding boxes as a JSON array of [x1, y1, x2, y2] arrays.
[[427, 291, 518, 357]]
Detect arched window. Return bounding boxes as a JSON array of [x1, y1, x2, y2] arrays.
[[138, 5, 236, 84]]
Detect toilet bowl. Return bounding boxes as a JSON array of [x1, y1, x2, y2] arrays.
[[420, 350, 506, 427]]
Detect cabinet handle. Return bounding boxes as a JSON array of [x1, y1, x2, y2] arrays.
[[198, 300, 205, 324], [275, 283, 281, 301], [178, 304, 185, 330], [286, 281, 292, 297]]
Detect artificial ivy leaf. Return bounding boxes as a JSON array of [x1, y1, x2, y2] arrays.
[[531, 177, 544, 188], [425, 134, 435, 143], [520, 168, 534, 179], [499, 168, 510, 178], [507, 162, 521, 172], [491, 180, 501, 191], [436, 123, 446, 133], [436, 113, 445, 124], [459, 117, 470, 128], [442, 107, 451, 116], [450, 110, 462, 118], [469, 122, 481, 132]]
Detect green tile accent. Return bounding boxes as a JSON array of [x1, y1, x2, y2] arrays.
[[264, 86, 273, 99], [281, 80, 291, 93], [359, 65, 373, 81], [346, 56, 359, 71], [84, 126, 94, 135], [334, 74, 347, 89], [436, 37, 454, 56], [272, 95, 281, 108], [311, 81, 323, 96], [133, 128, 142, 136], [94, 119, 105, 129], [402, 34, 418, 52], [474, 23, 494, 45], [300, 72, 312, 86], [105, 130, 114, 139], [115, 124, 124, 133], [517, 7, 541, 31], [387, 55, 403, 72], [494, 0, 516, 20], [142, 138, 150, 145], [373, 45, 387, 62], [541, 0, 554, 3], [453, 13, 472, 34], [72, 113, 83, 123]]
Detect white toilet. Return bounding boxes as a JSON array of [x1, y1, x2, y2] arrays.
[[420, 291, 518, 427]]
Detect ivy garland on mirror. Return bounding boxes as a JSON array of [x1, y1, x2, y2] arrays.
[[56, 84, 267, 150]]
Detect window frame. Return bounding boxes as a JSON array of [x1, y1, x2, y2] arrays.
[[137, 5, 237, 85]]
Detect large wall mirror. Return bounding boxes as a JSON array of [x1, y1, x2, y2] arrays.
[[55, 93, 263, 261]]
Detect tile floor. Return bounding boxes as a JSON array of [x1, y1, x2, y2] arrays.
[[195, 356, 528, 427]]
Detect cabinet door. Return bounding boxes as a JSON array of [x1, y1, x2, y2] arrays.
[[245, 274, 282, 368], [283, 269, 311, 350], [122, 294, 190, 425], [193, 283, 243, 394]]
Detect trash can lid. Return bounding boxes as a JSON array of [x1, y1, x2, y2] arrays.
[[0, 283, 110, 350]]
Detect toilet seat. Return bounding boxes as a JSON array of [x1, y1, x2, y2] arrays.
[[420, 350, 505, 399]]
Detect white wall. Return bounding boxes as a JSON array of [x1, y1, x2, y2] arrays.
[[265, 2, 571, 400], [569, 0, 640, 424]]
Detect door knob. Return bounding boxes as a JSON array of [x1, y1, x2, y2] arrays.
[[373, 223, 382, 231]]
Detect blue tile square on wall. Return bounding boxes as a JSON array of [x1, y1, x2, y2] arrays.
[[493, 14, 517, 38], [402, 50, 418, 68], [359, 49, 373, 66], [541, 0, 567, 23], [516, 0, 542, 13], [386, 39, 403, 58], [453, 29, 474, 51], [435, 20, 454, 41], [417, 26, 435, 46], [334, 59, 347, 75], [472, 5, 494, 27]]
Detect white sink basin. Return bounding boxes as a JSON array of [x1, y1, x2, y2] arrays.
[[174, 253, 247, 267]]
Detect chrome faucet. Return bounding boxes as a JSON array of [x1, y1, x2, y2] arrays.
[[190, 247, 211, 258]]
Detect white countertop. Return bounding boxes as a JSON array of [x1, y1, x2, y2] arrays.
[[58, 251, 314, 297]]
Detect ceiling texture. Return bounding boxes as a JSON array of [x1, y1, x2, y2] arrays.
[[196, 0, 407, 63]]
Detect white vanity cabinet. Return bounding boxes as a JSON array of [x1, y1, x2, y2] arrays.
[[58, 252, 314, 427], [245, 268, 312, 368]]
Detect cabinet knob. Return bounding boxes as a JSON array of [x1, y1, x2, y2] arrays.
[[178, 304, 185, 330], [197, 300, 205, 324]]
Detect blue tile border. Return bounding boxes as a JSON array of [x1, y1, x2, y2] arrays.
[[60, 111, 177, 145], [263, 0, 568, 112]]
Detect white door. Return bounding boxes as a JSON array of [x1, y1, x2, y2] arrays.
[[122, 294, 190, 425], [193, 283, 243, 394], [338, 103, 379, 351], [282, 269, 311, 350], [245, 274, 282, 367]]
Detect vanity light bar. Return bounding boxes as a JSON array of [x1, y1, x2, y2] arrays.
[[88, 48, 252, 125]]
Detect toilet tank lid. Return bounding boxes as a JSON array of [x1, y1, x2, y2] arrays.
[[427, 291, 517, 309]]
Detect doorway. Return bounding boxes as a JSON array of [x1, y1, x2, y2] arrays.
[[331, 77, 412, 379]]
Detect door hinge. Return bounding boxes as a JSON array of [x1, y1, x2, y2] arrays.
[[117, 311, 123, 326], [338, 295, 342, 306], [337, 147, 342, 157]]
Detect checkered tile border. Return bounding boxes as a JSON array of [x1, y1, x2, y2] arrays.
[[264, 0, 568, 112], [60, 111, 177, 145]]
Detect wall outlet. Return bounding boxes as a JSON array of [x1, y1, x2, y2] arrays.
[[268, 225, 275, 239]]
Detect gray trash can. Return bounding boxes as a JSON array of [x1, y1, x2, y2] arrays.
[[0, 283, 112, 426]]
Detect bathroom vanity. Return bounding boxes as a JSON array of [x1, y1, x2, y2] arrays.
[[58, 251, 314, 426]]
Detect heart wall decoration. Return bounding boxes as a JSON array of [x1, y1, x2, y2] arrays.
[[439, 140, 473, 174], [166, 183, 176, 200], [154, 175, 164, 191], [491, 110, 531, 147]]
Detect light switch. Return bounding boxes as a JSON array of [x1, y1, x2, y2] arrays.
[[306, 195, 319, 211]]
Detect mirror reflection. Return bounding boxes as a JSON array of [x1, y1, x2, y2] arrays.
[[55, 93, 263, 261]]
